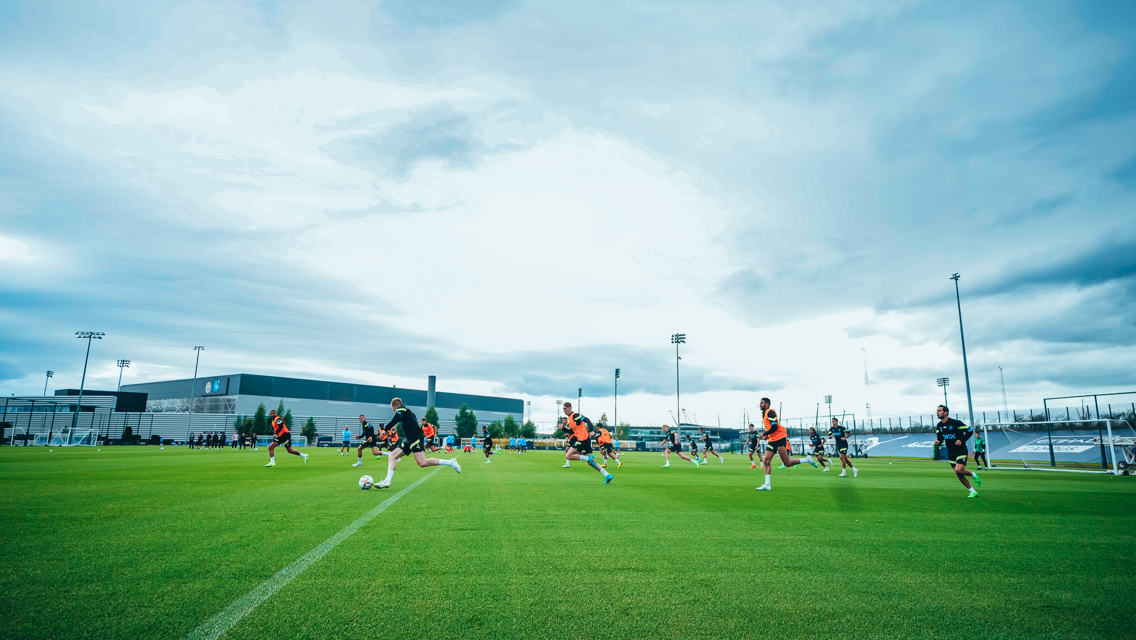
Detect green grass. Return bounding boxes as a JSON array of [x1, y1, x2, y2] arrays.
[[1, 446, 1133, 640]]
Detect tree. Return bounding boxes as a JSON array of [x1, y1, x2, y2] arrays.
[[615, 421, 631, 440], [276, 400, 294, 431], [454, 404, 478, 440], [487, 419, 503, 438], [599, 412, 609, 426], [252, 403, 269, 435], [520, 420, 537, 439], [502, 415, 519, 437], [238, 417, 255, 437], [424, 405, 440, 427], [301, 417, 318, 444]]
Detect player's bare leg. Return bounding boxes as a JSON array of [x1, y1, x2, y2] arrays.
[[838, 453, 858, 477], [376, 447, 460, 488], [566, 446, 607, 476]]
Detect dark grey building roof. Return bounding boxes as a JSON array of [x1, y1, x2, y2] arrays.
[[122, 374, 523, 414]]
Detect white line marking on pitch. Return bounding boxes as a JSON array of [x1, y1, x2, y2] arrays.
[[185, 467, 443, 640]]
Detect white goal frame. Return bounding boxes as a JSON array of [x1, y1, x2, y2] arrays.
[[460, 438, 474, 450], [980, 420, 1120, 475], [61, 430, 100, 446], [255, 435, 308, 447]]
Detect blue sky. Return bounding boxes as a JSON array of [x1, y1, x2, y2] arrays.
[[1, 0, 1133, 426]]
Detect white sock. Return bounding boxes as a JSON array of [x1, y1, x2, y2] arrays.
[[439, 459, 454, 468], [384, 470, 394, 483], [270, 456, 275, 463], [764, 474, 771, 486]]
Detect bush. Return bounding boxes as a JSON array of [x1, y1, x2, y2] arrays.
[[454, 404, 478, 440], [301, 417, 318, 443]]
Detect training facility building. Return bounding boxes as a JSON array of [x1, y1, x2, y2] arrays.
[[121, 373, 523, 430]]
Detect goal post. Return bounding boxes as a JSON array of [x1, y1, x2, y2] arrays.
[[978, 419, 1127, 474], [60, 430, 100, 446]]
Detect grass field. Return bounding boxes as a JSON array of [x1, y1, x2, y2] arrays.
[[1, 446, 1134, 640]]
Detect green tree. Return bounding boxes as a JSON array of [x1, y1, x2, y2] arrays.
[[502, 415, 519, 437], [252, 403, 269, 435], [301, 417, 318, 444], [233, 415, 244, 433], [424, 405, 440, 427], [487, 419, 504, 438], [454, 404, 478, 440], [276, 400, 294, 431], [615, 420, 631, 440], [239, 417, 255, 437], [520, 420, 537, 439], [599, 412, 609, 426]]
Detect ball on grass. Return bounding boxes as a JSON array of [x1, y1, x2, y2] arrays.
[[359, 475, 374, 490]]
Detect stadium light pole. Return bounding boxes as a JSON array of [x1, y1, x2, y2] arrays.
[[71, 332, 104, 433], [578, 388, 582, 414], [937, 377, 950, 407], [950, 274, 976, 430], [43, 371, 54, 396], [187, 346, 204, 442], [116, 359, 131, 392], [671, 333, 685, 438]]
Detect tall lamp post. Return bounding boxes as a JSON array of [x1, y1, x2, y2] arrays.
[[950, 274, 976, 430], [43, 371, 54, 396], [671, 333, 685, 437], [71, 332, 104, 435], [116, 360, 131, 391], [614, 368, 620, 430], [187, 346, 204, 442], [937, 377, 950, 407]]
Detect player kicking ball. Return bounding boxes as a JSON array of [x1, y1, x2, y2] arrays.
[[560, 402, 613, 483], [808, 427, 832, 471], [933, 405, 982, 498], [660, 425, 700, 468], [756, 397, 816, 490], [264, 409, 308, 467], [352, 415, 381, 467], [375, 398, 460, 489], [699, 427, 723, 464]]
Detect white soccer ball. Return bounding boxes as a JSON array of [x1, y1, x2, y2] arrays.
[[359, 475, 374, 490]]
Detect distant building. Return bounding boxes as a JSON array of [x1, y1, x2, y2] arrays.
[[121, 373, 523, 427]]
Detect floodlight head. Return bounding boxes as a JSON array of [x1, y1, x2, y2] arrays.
[[950, 273, 960, 281], [615, 368, 620, 378], [825, 395, 832, 403], [671, 333, 686, 344], [937, 377, 950, 387], [75, 331, 104, 339], [117, 359, 131, 368], [194, 345, 205, 351], [46, 371, 54, 377]]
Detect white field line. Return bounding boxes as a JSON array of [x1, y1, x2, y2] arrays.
[[185, 467, 444, 640]]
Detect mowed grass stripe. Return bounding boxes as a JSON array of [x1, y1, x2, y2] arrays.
[[185, 464, 445, 640]]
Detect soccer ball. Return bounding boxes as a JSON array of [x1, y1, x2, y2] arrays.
[[359, 475, 374, 490]]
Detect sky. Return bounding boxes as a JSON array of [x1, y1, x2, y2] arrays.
[[1, 0, 1134, 428]]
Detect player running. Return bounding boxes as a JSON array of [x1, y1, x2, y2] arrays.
[[559, 402, 614, 483], [351, 415, 382, 467], [264, 409, 308, 467], [699, 427, 723, 464], [686, 434, 702, 464], [376, 398, 461, 489], [483, 427, 494, 463], [595, 424, 622, 469], [827, 418, 858, 477], [746, 423, 760, 468], [807, 427, 832, 471], [660, 425, 700, 468], [339, 425, 352, 456], [974, 434, 988, 470], [933, 405, 982, 498], [421, 418, 441, 453], [756, 398, 816, 490]]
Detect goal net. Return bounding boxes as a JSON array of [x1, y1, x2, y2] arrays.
[[61, 430, 100, 446], [978, 419, 1134, 474], [255, 435, 308, 447]]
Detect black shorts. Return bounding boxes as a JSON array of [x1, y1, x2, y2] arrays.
[[360, 438, 377, 448], [273, 433, 291, 446], [836, 441, 849, 455], [601, 443, 614, 455], [665, 444, 682, 453], [704, 443, 714, 452], [812, 446, 825, 456], [568, 436, 593, 455], [767, 437, 787, 451], [747, 440, 758, 453], [394, 437, 425, 455], [946, 447, 968, 466]]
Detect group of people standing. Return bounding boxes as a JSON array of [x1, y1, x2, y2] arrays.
[[187, 431, 253, 450]]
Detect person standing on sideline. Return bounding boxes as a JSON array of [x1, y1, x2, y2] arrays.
[[934, 405, 982, 498], [756, 397, 817, 491], [974, 434, 988, 470], [264, 409, 308, 467], [340, 424, 353, 456]]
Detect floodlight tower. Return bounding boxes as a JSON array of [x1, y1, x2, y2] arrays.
[[71, 332, 104, 433], [116, 360, 131, 391], [862, 348, 869, 386], [187, 346, 204, 441], [43, 371, 54, 396], [671, 333, 685, 437], [937, 377, 950, 407], [825, 395, 833, 423], [950, 273, 976, 431], [999, 367, 1009, 419], [614, 368, 620, 429]]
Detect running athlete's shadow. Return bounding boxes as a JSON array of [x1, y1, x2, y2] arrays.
[[828, 473, 862, 511]]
